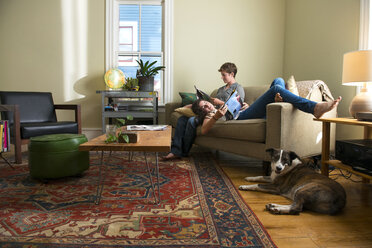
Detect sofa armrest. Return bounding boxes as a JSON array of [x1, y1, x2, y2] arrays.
[[54, 104, 82, 134], [265, 102, 336, 159], [165, 102, 182, 125]]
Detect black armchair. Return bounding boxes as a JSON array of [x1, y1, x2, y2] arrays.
[[0, 91, 81, 164]]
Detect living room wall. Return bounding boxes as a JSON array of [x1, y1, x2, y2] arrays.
[[0, 0, 362, 139], [173, 0, 285, 96], [0, 0, 105, 132], [283, 0, 361, 139]]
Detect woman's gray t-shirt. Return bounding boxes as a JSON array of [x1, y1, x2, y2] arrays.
[[215, 82, 245, 106]]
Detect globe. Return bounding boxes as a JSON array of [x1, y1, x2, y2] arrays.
[[104, 68, 126, 89]]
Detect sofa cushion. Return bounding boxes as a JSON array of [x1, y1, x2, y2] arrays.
[[286, 75, 299, 96], [175, 107, 197, 117], [197, 118, 266, 143], [179, 92, 197, 106], [170, 112, 183, 127]]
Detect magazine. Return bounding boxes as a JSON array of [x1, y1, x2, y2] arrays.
[[224, 90, 242, 120], [194, 85, 211, 102], [126, 125, 168, 131]]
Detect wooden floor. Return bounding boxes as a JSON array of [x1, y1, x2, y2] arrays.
[[214, 150, 372, 248]]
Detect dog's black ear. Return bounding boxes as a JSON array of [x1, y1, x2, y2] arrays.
[[266, 148, 274, 156], [289, 151, 300, 162]]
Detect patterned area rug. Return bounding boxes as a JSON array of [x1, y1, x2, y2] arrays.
[[0, 152, 276, 247]]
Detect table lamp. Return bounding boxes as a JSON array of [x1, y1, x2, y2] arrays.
[[342, 50, 372, 118]]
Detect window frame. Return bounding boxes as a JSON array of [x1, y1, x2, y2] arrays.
[[358, 0, 371, 92], [105, 0, 174, 104], [359, 0, 371, 50]]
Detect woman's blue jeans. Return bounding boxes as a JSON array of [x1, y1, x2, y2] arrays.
[[171, 116, 198, 157], [237, 77, 317, 120]]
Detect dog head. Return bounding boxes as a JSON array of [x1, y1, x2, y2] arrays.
[[266, 148, 302, 175]]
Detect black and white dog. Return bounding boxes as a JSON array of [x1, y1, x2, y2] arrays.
[[239, 149, 346, 215]]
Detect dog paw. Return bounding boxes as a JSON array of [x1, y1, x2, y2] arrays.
[[239, 185, 248, 190], [239, 184, 258, 191], [265, 203, 274, 211], [244, 176, 253, 181], [266, 203, 281, 214]]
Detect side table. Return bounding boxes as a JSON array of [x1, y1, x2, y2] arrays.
[[314, 117, 372, 183]]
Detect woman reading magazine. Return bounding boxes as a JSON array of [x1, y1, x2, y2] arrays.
[[162, 62, 245, 161]]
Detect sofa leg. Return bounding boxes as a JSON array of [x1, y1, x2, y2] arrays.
[[262, 161, 271, 176]]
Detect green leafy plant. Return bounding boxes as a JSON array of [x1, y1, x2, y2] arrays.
[[123, 77, 138, 90], [105, 116, 134, 143], [136, 59, 165, 77]]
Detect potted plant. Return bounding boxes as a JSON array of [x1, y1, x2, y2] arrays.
[[136, 59, 165, 91], [122, 77, 139, 91], [105, 116, 137, 143]]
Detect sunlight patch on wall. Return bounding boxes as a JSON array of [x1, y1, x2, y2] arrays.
[[316, 131, 322, 144], [61, 0, 87, 101]]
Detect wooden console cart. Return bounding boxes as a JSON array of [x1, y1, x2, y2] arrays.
[[97, 90, 158, 133], [315, 117, 372, 183]]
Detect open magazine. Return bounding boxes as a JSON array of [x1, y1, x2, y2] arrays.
[[194, 85, 211, 102], [224, 90, 242, 120]]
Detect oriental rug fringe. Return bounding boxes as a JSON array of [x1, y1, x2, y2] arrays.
[[0, 151, 276, 247]]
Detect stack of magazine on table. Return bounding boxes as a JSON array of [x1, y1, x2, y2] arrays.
[[356, 112, 372, 121], [194, 85, 243, 120], [127, 125, 168, 131]]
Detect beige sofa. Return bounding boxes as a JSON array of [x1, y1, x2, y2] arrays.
[[165, 80, 336, 162]]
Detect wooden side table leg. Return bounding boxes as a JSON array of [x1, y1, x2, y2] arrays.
[[321, 122, 331, 177], [363, 126, 371, 183], [364, 126, 372, 139]]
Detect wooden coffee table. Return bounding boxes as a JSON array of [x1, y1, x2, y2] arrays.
[[79, 126, 171, 204]]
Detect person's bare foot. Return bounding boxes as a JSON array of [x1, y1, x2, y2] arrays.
[[161, 153, 181, 161], [275, 93, 283, 102], [313, 96, 342, 119]]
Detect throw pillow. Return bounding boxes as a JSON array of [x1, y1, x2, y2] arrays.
[[286, 75, 299, 96], [174, 107, 197, 117], [179, 92, 197, 106]]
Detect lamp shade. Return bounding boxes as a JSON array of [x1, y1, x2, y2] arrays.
[[342, 50, 372, 86]]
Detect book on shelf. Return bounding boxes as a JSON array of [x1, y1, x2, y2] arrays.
[[0, 122, 3, 152], [0, 120, 10, 152], [5, 120, 10, 152]]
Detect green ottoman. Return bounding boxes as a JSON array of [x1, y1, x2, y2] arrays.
[[28, 134, 89, 179]]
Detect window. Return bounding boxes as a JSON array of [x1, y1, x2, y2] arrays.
[[106, 0, 173, 104]]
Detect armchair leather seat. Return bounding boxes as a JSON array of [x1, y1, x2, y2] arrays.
[[0, 91, 82, 164], [21, 122, 78, 139]]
